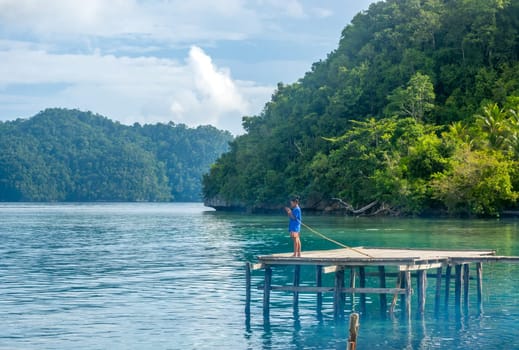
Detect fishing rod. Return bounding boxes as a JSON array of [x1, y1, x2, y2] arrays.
[[299, 220, 374, 259], [285, 203, 373, 258]]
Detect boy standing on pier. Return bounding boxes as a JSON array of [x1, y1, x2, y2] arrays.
[[285, 196, 302, 257]]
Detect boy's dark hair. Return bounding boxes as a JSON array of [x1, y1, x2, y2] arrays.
[[290, 195, 300, 203]]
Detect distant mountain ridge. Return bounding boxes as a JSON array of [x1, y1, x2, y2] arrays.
[[0, 108, 233, 202]]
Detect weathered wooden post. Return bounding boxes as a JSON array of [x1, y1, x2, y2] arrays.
[[349, 267, 356, 312], [476, 262, 483, 314], [444, 264, 452, 311], [263, 266, 272, 319], [346, 313, 360, 350], [378, 266, 387, 316], [454, 264, 462, 314], [405, 271, 412, 319], [389, 272, 402, 315], [434, 266, 442, 316], [445, 265, 452, 311], [400, 271, 407, 316], [463, 263, 470, 311], [334, 268, 345, 319], [417, 269, 427, 315], [316, 265, 323, 314], [359, 267, 366, 314]]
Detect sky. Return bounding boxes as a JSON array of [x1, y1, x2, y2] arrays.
[[0, 0, 377, 135]]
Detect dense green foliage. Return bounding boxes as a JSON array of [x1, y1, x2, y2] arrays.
[[203, 0, 519, 216], [0, 108, 232, 202]]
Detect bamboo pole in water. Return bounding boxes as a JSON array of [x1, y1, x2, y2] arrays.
[[346, 313, 360, 350]]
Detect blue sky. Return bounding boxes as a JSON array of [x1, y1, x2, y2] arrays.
[[0, 0, 377, 135]]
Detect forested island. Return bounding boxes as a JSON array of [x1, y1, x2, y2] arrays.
[[0, 108, 232, 202], [203, 0, 519, 217]]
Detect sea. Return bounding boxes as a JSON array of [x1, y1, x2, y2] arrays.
[[1, 202, 518, 349]]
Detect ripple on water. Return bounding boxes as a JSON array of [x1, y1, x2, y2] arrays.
[[1, 203, 519, 349]]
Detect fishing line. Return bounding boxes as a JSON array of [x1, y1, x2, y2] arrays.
[[298, 220, 374, 259]]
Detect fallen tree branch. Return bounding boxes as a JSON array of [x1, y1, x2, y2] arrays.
[[332, 198, 379, 215], [367, 202, 400, 216], [352, 200, 378, 214], [331, 198, 354, 211]]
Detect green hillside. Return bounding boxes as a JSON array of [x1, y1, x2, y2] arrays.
[[0, 108, 232, 202], [203, 0, 519, 217]]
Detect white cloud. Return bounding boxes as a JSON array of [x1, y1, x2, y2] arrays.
[[0, 44, 271, 135], [0, 0, 379, 134], [0, 0, 146, 37], [312, 7, 334, 18], [258, 0, 306, 18], [0, 0, 262, 44], [167, 46, 267, 133], [188, 46, 248, 113]]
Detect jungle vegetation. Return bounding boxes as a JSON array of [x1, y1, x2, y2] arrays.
[[203, 0, 519, 217], [0, 108, 232, 202]]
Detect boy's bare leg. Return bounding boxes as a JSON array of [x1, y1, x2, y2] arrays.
[[295, 237, 301, 257]]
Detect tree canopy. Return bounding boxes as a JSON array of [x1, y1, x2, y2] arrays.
[[0, 108, 232, 202], [203, 0, 519, 217]]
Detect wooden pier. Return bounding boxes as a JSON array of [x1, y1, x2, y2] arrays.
[[246, 247, 519, 320]]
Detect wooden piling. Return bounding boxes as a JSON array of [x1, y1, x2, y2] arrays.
[[263, 266, 272, 318], [359, 267, 366, 314], [349, 267, 356, 312], [463, 264, 470, 310], [346, 313, 360, 350], [389, 272, 402, 314], [378, 266, 387, 316], [477, 262, 483, 315], [417, 270, 426, 315], [434, 266, 442, 316], [334, 268, 345, 319], [405, 271, 412, 318], [444, 265, 452, 311], [454, 264, 462, 313], [416, 270, 421, 314], [316, 265, 323, 314], [250, 247, 512, 321], [399, 271, 406, 315]]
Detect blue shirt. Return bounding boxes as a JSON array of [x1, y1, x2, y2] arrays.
[[288, 206, 301, 232]]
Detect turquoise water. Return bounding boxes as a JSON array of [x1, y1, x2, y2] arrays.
[[1, 203, 518, 349]]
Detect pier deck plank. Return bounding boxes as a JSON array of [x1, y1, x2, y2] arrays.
[[257, 247, 500, 267]]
